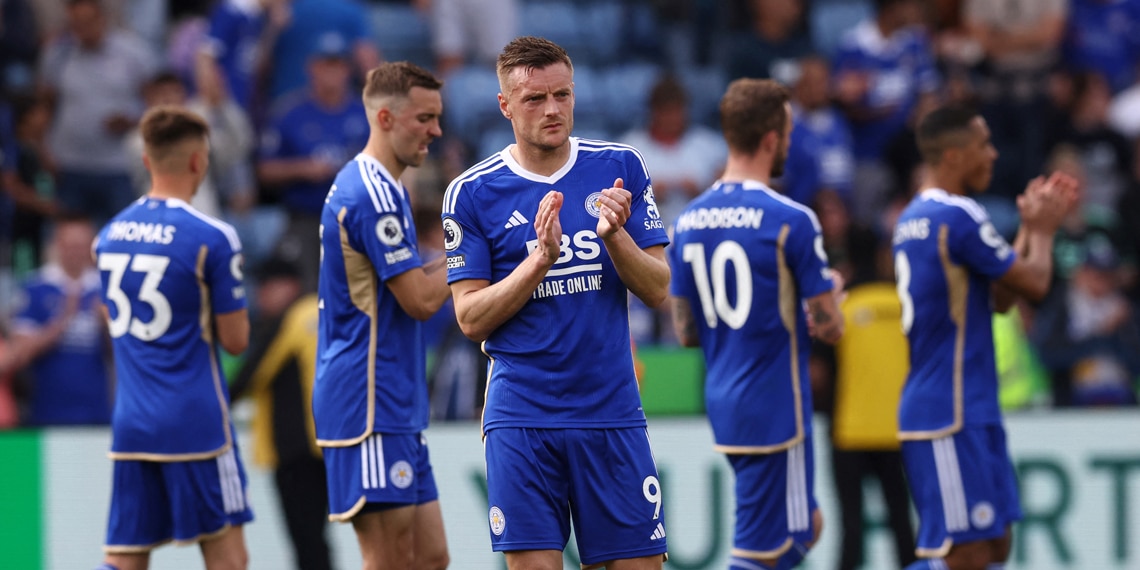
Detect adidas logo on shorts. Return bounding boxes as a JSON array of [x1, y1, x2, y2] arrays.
[[649, 521, 666, 540]]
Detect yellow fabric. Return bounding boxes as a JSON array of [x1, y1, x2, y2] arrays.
[[832, 283, 909, 451], [246, 294, 322, 468]]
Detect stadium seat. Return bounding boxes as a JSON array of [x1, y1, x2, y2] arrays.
[[600, 63, 663, 136], [581, 1, 624, 66], [442, 65, 503, 146], [569, 64, 608, 133], [810, 0, 873, 57], [370, 4, 434, 70]]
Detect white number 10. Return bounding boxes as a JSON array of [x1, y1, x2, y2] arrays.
[[682, 241, 752, 330], [98, 253, 173, 341]]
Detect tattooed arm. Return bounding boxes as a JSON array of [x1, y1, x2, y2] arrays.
[[806, 273, 845, 345], [670, 296, 701, 348]]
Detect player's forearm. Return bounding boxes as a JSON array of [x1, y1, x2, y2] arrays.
[[1015, 230, 1056, 302], [993, 228, 1030, 312], [452, 252, 554, 342], [604, 232, 669, 308]]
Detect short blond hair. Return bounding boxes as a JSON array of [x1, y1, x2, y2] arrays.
[[362, 61, 442, 118]]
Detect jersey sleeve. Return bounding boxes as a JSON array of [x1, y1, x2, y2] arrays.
[[622, 150, 670, 249], [443, 183, 492, 283], [787, 210, 834, 300], [949, 207, 1015, 280], [350, 188, 423, 283], [667, 237, 694, 298], [205, 227, 247, 315]]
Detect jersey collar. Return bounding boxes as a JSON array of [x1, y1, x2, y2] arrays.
[[355, 153, 406, 198], [499, 137, 580, 185]]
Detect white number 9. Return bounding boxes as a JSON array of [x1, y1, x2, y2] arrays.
[[643, 475, 662, 520]]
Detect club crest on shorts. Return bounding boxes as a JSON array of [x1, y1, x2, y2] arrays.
[[489, 506, 506, 536], [442, 217, 463, 251], [389, 460, 413, 489], [971, 501, 995, 529], [585, 192, 603, 218], [376, 214, 404, 247]]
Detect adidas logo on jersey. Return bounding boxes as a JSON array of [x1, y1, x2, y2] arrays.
[[649, 522, 666, 540], [504, 210, 529, 229]]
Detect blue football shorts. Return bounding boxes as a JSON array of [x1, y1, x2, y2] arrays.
[[484, 427, 669, 566], [901, 424, 1022, 558], [322, 432, 439, 522], [725, 436, 818, 567], [104, 447, 254, 553]]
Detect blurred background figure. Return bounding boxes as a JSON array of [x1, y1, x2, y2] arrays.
[[780, 55, 855, 207], [37, 0, 158, 226], [257, 32, 368, 291], [964, 0, 1067, 201], [265, 0, 379, 105], [5, 93, 59, 277], [430, 0, 518, 77], [1, 214, 111, 426], [231, 256, 332, 570], [1032, 242, 1140, 407], [724, 0, 811, 84], [832, 0, 940, 226], [1062, 0, 1140, 95], [197, 0, 290, 121]]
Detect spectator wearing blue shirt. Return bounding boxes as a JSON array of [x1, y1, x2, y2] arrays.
[[266, 0, 379, 104], [2, 215, 111, 426], [832, 0, 939, 224], [197, 0, 289, 118], [257, 32, 369, 291], [1064, 0, 1140, 94], [780, 55, 855, 207]]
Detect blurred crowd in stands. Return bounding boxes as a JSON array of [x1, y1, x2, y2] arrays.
[[1, 0, 1139, 429]]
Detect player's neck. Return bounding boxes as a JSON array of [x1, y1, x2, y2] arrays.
[[147, 175, 198, 203], [922, 167, 968, 196], [510, 140, 571, 177], [362, 139, 407, 181], [720, 155, 773, 187]]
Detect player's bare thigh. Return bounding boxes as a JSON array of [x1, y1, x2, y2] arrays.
[[941, 526, 1011, 570], [103, 552, 150, 570], [353, 501, 448, 570], [199, 525, 249, 570], [584, 553, 665, 570]]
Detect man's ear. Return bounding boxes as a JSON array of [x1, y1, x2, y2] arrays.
[[761, 129, 779, 154], [499, 93, 511, 120], [377, 107, 393, 130]]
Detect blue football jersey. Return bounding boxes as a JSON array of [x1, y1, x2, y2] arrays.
[[892, 189, 1016, 438], [259, 97, 369, 215], [94, 197, 246, 459], [11, 265, 111, 425], [442, 137, 669, 432], [314, 153, 428, 445], [669, 180, 833, 451]]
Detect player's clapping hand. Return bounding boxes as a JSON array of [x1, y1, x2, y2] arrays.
[[596, 178, 632, 239], [1018, 172, 1079, 233], [533, 190, 563, 266]]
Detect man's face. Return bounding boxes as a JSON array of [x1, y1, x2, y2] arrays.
[[388, 86, 443, 169], [499, 62, 575, 152], [795, 59, 830, 110], [771, 103, 794, 178], [55, 221, 96, 275], [67, 2, 105, 48], [960, 116, 998, 193], [308, 57, 351, 94]]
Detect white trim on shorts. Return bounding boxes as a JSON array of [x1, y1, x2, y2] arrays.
[[216, 449, 245, 514], [933, 436, 969, 532], [361, 433, 387, 490], [786, 441, 810, 533]]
